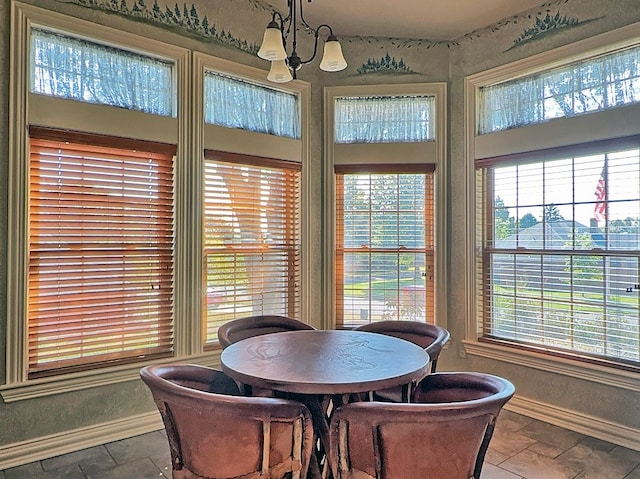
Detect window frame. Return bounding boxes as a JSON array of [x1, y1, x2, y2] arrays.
[[3, 3, 312, 401], [192, 52, 311, 350], [324, 83, 448, 331], [464, 21, 640, 392], [4, 3, 190, 401]]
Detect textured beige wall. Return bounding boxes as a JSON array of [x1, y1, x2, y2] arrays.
[[443, 0, 640, 433], [0, 0, 637, 455]]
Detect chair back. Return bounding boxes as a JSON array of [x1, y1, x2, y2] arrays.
[[329, 372, 514, 479], [356, 320, 450, 372], [140, 364, 314, 479], [218, 315, 316, 349]]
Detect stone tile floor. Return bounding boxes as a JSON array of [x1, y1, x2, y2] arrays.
[[1, 410, 639, 478]]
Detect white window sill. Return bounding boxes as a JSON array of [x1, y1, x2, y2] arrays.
[[0, 353, 222, 403], [461, 340, 640, 392]]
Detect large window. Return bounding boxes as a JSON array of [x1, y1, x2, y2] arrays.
[[202, 152, 301, 345], [470, 27, 640, 370], [326, 85, 446, 330], [477, 139, 640, 365], [27, 132, 175, 377], [336, 170, 435, 327]]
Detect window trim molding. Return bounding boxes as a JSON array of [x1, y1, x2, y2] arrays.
[[324, 83, 448, 330], [462, 340, 640, 392], [6, 0, 191, 387], [191, 52, 311, 344], [463, 21, 640, 378]]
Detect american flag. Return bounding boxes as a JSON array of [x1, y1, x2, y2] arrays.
[[594, 166, 606, 222]]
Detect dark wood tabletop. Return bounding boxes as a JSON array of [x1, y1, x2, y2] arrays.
[[220, 329, 430, 395]]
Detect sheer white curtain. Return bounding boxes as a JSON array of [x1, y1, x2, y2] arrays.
[[334, 95, 435, 143], [204, 72, 300, 139], [479, 45, 640, 134], [30, 29, 173, 116]]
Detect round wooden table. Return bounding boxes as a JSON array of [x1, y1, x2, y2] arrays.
[[221, 330, 430, 479]]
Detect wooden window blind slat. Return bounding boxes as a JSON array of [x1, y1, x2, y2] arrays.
[[28, 137, 175, 378]]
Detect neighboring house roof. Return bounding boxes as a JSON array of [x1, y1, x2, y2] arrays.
[[495, 219, 606, 249]]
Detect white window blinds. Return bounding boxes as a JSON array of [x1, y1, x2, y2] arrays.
[[476, 139, 640, 366]]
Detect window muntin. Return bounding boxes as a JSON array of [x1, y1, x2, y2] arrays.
[[204, 71, 300, 139], [202, 153, 301, 345], [336, 172, 435, 328], [477, 142, 640, 365], [334, 95, 435, 144], [479, 44, 640, 134], [28, 134, 175, 378], [30, 29, 174, 116]]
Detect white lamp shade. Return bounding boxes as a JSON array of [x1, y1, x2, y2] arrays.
[[267, 60, 293, 83], [320, 39, 347, 72], [258, 27, 287, 61]]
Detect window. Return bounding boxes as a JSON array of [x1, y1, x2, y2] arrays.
[[334, 95, 435, 143], [478, 44, 640, 134], [477, 139, 640, 366], [31, 29, 174, 116], [200, 65, 307, 345], [470, 25, 640, 370], [204, 72, 299, 138], [202, 152, 301, 345], [326, 84, 446, 330], [336, 169, 435, 328], [28, 131, 175, 378]]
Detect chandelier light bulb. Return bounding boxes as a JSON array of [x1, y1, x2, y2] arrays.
[[320, 36, 347, 72], [267, 59, 294, 83], [258, 21, 287, 61]]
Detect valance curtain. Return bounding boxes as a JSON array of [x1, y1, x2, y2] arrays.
[[334, 95, 435, 143], [30, 28, 173, 116], [204, 72, 300, 139], [479, 45, 640, 134]]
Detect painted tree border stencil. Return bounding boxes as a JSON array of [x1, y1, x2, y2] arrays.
[[62, 0, 263, 55]]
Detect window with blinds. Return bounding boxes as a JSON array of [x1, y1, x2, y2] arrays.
[[476, 138, 640, 366], [336, 169, 435, 328], [28, 133, 175, 378], [202, 152, 301, 345]]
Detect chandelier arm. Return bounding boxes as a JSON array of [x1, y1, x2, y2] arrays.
[[270, 11, 288, 50], [298, 0, 315, 32], [299, 24, 334, 66]]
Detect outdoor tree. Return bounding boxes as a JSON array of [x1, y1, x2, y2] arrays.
[[543, 204, 563, 223], [519, 212, 538, 229], [495, 196, 516, 239], [564, 232, 603, 294]]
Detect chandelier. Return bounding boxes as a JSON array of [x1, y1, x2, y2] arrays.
[[257, 0, 348, 83]]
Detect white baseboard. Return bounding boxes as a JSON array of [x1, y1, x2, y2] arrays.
[[506, 395, 640, 452], [0, 411, 163, 470]]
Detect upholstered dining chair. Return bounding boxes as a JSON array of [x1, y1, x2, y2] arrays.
[[140, 363, 315, 479], [328, 372, 515, 479], [217, 314, 316, 349], [355, 320, 451, 401]]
